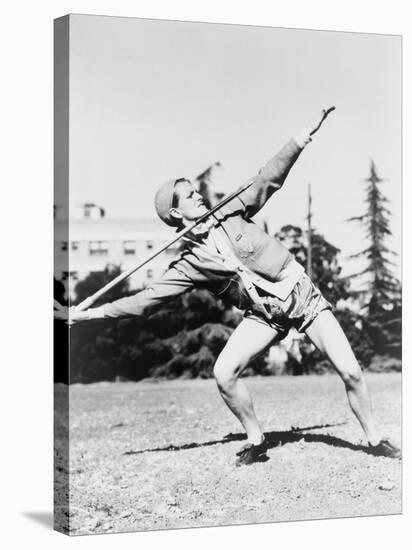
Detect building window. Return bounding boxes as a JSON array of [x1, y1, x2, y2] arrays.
[[146, 240, 154, 250], [61, 241, 68, 251], [146, 269, 154, 279], [89, 240, 109, 256], [123, 240, 136, 255], [71, 241, 79, 251]]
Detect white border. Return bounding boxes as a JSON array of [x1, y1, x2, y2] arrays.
[[1, 1, 409, 549]]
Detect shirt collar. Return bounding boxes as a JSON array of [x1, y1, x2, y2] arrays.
[[188, 217, 216, 241]]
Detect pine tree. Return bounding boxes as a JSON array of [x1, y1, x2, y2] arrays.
[[348, 160, 401, 357]]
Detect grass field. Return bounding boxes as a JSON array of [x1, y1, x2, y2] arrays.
[[55, 372, 401, 535]]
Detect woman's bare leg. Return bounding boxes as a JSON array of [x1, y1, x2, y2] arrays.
[[305, 309, 381, 445], [213, 319, 279, 445]]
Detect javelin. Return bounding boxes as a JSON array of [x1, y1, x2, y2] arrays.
[[74, 179, 256, 311], [69, 106, 336, 312], [310, 106, 335, 135]]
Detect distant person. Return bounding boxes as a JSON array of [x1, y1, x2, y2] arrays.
[[56, 109, 400, 465]]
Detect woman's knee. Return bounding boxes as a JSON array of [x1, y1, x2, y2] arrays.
[[339, 364, 363, 390], [213, 355, 244, 390]]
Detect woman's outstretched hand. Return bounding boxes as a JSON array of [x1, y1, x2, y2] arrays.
[[53, 305, 88, 326]]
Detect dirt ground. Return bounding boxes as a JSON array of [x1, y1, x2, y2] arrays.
[[54, 372, 401, 535]]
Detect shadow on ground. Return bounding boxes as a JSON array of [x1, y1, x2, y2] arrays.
[[123, 423, 376, 457], [23, 511, 53, 529]]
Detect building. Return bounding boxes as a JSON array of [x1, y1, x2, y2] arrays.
[[54, 164, 233, 300], [54, 203, 180, 299]]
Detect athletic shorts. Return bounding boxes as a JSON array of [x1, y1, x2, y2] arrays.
[[244, 273, 332, 339]]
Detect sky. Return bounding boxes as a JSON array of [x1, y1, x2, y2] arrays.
[[68, 15, 401, 276]]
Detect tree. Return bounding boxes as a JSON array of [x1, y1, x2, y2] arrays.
[[70, 266, 136, 382], [275, 224, 350, 304], [347, 161, 401, 357], [54, 278, 69, 383], [69, 265, 240, 383], [195, 161, 223, 208], [274, 224, 377, 369], [73, 264, 130, 307]]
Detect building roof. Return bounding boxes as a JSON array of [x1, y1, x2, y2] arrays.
[[55, 217, 172, 241]]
